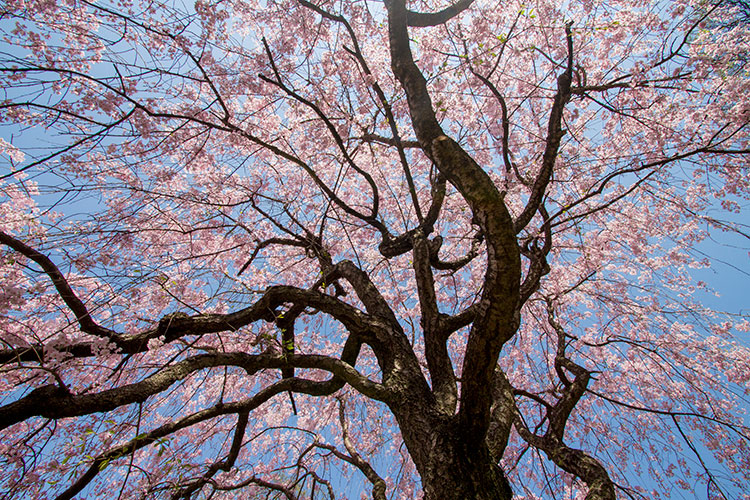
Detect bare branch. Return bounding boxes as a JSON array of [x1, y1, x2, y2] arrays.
[[514, 22, 574, 234], [0, 230, 118, 340], [405, 0, 475, 27]]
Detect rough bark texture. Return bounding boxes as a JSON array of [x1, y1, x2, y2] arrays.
[[403, 419, 514, 500], [382, 2, 522, 496]]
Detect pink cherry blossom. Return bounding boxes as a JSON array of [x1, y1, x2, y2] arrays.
[[0, 0, 749, 499]]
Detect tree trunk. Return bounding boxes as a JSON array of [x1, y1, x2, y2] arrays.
[[395, 412, 514, 500], [420, 439, 513, 500]]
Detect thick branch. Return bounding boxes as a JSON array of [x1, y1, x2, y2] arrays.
[[429, 231, 483, 272], [413, 230, 457, 414], [437, 303, 480, 337], [332, 261, 432, 400], [0, 351, 390, 430], [486, 369, 516, 461], [0, 280, 371, 369], [513, 22, 574, 234], [386, 0, 520, 442], [405, 0, 475, 27], [358, 133, 421, 149]]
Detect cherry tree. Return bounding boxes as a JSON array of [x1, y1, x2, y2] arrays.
[[1, 0, 749, 498]]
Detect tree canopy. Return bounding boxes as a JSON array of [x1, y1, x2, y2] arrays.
[[1, 0, 749, 498]]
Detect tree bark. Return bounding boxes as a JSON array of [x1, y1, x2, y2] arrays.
[[397, 416, 513, 500], [384, 378, 514, 500]]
